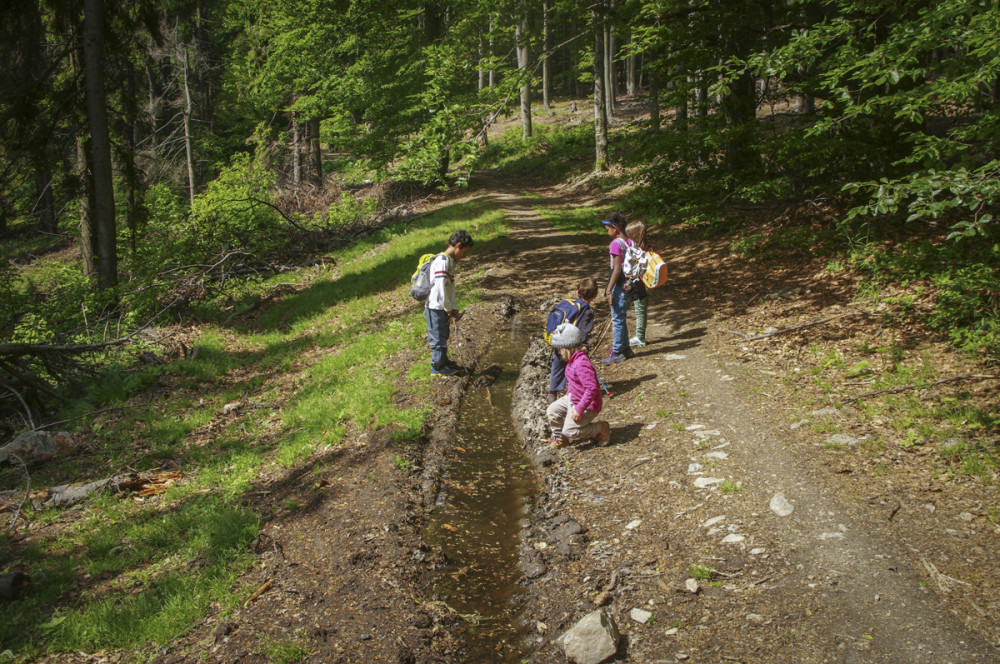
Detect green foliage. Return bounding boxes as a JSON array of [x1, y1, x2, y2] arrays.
[[479, 123, 594, 180]]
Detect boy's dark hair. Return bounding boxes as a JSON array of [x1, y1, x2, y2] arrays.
[[606, 211, 627, 230], [449, 230, 473, 248], [577, 277, 598, 300]]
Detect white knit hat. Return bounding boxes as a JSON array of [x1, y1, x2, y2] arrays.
[[550, 322, 582, 349]]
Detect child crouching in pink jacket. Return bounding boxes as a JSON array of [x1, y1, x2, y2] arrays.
[[546, 322, 611, 448]]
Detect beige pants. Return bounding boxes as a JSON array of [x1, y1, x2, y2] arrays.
[[546, 394, 602, 443]]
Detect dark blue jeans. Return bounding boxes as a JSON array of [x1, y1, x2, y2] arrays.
[[609, 283, 629, 356], [549, 350, 566, 393], [425, 307, 450, 369]]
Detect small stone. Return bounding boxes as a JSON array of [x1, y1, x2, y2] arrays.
[[770, 493, 794, 517], [746, 613, 766, 625], [721, 534, 745, 544], [556, 608, 621, 664], [665, 627, 679, 636], [630, 608, 653, 624], [827, 433, 859, 446], [626, 519, 642, 530], [959, 512, 974, 522], [694, 477, 723, 489], [687, 463, 703, 474], [685, 578, 700, 593], [790, 420, 809, 430], [703, 451, 729, 460], [750, 547, 766, 555], [811, 408, 838, 416], [702, 516, 726, 528], [676, 653, 690, 661]]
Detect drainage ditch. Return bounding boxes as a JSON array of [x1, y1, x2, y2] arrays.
[[423, 315, 538, 662]]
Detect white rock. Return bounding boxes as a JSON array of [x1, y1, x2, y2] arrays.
[[769, 493, 794, 517], [556, 609, 621, 664], [694, 429, 722, 437], [750, 547, 766, 555], [664, 627, 679, 636], [959, 512, 974, 522], [702, 516, 726, 528], [687, 463, 703, 474], [694, 477, 724, 489], [625, 519, 642, 530], [811, 408, 838, 416], [685, 424, 706, 431], [684, 578, 700, 593], [746, 613, 766, 625], [630, 608, 653, 624], [818, 532, 844, 540], [827, 433, 859, 446], [646, 422, 659, 430], [703, 451, 729, 460], [721, 534, 745, 544], [663, 354, 687, 360]]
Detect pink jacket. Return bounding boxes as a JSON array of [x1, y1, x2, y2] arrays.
[[566, 349, 603, 414]]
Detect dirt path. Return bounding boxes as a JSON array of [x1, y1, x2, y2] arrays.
[[476, 176, 999, 663], [154, 173, 999, 664]]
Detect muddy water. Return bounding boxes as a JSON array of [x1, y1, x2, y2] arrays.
[[424, 317, 538, 662]]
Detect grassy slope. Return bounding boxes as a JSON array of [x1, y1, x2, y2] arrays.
[[0, 198, 505, 659]]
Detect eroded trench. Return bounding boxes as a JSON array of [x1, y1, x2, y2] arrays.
[[422, 314, 541, 662]]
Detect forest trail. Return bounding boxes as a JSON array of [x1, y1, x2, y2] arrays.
[[152, 173, 1000, 664], [471, 173, 999, 663]]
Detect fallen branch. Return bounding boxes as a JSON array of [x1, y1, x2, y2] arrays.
[[4, 454, 29, 535], [244, 578, 273, 607], [728, 311, 863, 342], [844, 374, 999, 403]]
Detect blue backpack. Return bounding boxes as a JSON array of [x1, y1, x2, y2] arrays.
[[544, 299, 590, 345]]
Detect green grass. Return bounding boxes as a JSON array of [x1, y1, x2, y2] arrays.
[[0, 197, 509, 660]]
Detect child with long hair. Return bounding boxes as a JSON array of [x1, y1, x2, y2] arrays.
[[546, 322, 610, 447], [625, 219, 650, 347]]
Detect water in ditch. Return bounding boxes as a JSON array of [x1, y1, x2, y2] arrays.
[[423, 317, 538, 662]]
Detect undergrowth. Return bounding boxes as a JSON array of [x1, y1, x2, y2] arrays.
[[0, 197, 507, 660]]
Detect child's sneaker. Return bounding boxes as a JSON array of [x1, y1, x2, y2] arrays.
[[548, 436, 568, 448], [546, 392, 558, 404], [629, 336, 647, 347], [431, 365, 460, 376], [603, 353, 626, 364]]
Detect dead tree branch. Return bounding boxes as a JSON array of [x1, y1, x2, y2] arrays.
[[845, 374, 999, 403], [5, 454, 30, 535], [727, 311, 863, 342]]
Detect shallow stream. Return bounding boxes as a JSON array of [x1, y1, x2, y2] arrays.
[[423, 316, 538, 662]]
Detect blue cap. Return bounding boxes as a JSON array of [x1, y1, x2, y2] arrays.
[[601, 219, 615, 227]]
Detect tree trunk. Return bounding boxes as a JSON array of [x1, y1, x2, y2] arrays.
[[603, 24, 614, 123], [648, 71, 660, 131], [36, 168, 57, 234], [77, 135, 97, 279], [82, 0, 116, 289], [309, 117, 322, 184], [291, 111, 301, 190], [541, 2, 550, 111], [673, 66, 688, 132], [478, 38, 485, 91], [182, 47, 196, 207], [626, 32, 636, 96], [516, 12, 532, 139], [593, 9, 608, 171]]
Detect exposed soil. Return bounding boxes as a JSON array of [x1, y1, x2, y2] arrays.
[[29, 167, 999, 664]]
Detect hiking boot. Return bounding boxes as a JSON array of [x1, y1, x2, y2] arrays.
[[629, 336, 647, 348], [548, 436, 568, 448], [595, 421, 611, 445], [431, 365, 460, 376], [602, 353, 626, 364], [546, 392, 558, 404]]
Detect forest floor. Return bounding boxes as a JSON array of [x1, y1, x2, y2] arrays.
[[134, 165, 1000, 664]]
